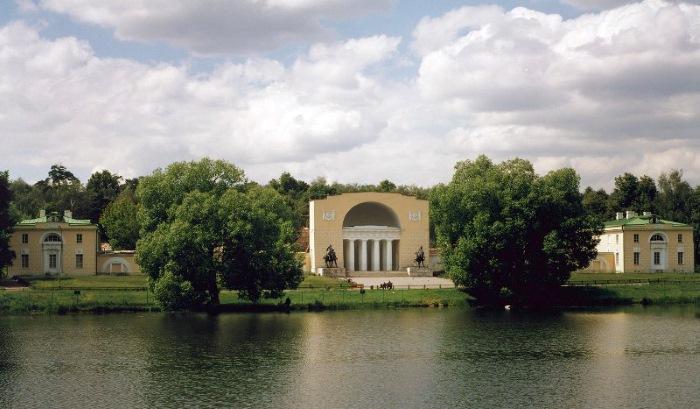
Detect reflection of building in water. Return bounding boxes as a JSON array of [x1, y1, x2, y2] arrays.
[[590, 211, 694, 273], [8, 210, 140, 276], [309, 192, 429, 274]]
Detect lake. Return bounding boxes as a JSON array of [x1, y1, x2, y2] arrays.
[[1, 306, 700, 408]]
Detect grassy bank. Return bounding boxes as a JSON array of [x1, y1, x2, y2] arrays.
[[0, 274, 469, 314], [3, 272, 700, 314]]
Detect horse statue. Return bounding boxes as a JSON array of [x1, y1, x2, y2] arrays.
[[324, 244, 338, 268], [414, 246, 425, 268]]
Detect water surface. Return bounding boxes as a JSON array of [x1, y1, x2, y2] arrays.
[[1, 306, 699, 408]]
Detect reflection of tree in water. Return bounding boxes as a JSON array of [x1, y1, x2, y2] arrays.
[[141, 314, 303, 407]]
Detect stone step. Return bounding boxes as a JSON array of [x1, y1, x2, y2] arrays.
[[346, 270, 410, 277]]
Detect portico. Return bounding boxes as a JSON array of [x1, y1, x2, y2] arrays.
[[309, 192, 429, 275]]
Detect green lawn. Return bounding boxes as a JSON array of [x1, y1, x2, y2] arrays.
[[4, 271, 700, 315]]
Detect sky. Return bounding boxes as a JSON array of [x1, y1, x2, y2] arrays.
[[1, 0, 700, 191]]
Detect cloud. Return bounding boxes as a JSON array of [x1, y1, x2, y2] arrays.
[[3, 0, 700, 192], [33, 0, 395, 55], [411, 0, 700, 188]]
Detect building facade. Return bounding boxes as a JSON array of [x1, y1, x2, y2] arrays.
[[8, 210, 140, 276], [591, 211, 694, 273], [309, 192, 429, 274]]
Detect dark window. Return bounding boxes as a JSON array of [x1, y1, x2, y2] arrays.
[[633, 234, 639, 243], [49, 254, 57, 269], [654, 252, 661, 265], [678, 234, 683, 243], [650, 234, 664, 242], [76, 254, 83, 269], [678, 252, 684, 265], [21, 254, 29, 268], [634, 252, 640, 265], [22, 234, 28, 244], [77, 234, 83, 244]]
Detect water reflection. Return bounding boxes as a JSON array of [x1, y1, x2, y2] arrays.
[[1, 306, 699, 408]]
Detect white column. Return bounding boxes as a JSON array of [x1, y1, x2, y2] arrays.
[[347, 240, 355, 271], [360, 239, 368, 271], [384, 239, 393, 271], [372, 240, 380, 271]]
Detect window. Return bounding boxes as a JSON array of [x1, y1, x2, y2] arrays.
[[77, 234, 82, 244], [22, 233, 28, 244], [616, 235, 619, 244], [615, 253, 620, 265], [678, 252, 684, 265], [650, 234, 664, 242], [44, 234, 61, 242], [76, 254, 83, 269], [653, 251, 661, 265], [634, 234, 639, 243], [634, 252, 640, 265], [21, 254, 29, 268], [678, 234, 683, 243], [49, 254, 57, 269]]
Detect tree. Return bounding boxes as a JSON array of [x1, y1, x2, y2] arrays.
[[0, 171, 17, 276], [35, 164, 88, 217], [609, 172, 639, 212], [100, 189, 139, 250], [268, 172, 310, 233], [431, 155, 601, 305], [582, 186, 612, 222], [136, 158, 302, 310], [377, 179, 397, 192], [8, 178, 44, 220], [86, 170, 122, 225], [656, 170, 694, 223]]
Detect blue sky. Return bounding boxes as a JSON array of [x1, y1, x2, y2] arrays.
[[2, 0, 700, 191]]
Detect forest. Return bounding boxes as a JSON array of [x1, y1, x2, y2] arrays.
[[4, 162, 700, 265]]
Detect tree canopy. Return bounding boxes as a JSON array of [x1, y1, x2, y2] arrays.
[[135, 158, 303, 310], [0, 171, 16, 276], [431, 155, 601, 305]]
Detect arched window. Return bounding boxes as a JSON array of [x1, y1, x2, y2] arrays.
[[650, 234, 665, 242], [44, 233, 62, 242]]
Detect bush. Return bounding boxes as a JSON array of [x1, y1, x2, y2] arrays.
[[153, 271, 199, 311]]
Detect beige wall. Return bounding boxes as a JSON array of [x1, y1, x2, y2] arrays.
[[8, 222, 100, 276], [595, 226, 694, 273], [96, 252, 142, 274], [309, 192, 429, 272]]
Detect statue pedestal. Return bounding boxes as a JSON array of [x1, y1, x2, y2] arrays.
[[316, 268, 347, 278], [407, 267, 432, 277]]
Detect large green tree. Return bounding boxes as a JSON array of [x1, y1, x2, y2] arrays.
[[0, 171, 17, 276], [136, 158, 302, 310], [431, 155, 601, 305], [100, 188, 140, 250], [86, 170, 122, 225]]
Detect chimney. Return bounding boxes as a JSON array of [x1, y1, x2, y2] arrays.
[[64, 210, 72, 219], [616, 212, 623, 220], [625, 210, 636, 219], [40, 209, 46, 218]]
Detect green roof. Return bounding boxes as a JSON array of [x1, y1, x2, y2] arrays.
[[17, 214, 93, 226], [604, 214, 690, 228]]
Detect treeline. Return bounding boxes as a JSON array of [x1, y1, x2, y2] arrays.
[[4, 163, 700, 259]]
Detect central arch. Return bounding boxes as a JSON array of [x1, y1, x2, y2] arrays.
[[342, 202, 401, 271]]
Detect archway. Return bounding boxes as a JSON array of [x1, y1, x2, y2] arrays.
[[342, 202, 401, 271]]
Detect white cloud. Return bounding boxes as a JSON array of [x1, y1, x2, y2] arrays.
[[3, 0, 700, 192], [32, 0, 395, 55]]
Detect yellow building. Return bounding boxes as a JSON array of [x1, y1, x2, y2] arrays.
[[591, 211, 694, 273], [8, 210, 140, 276], [309, 192, 429, 276]]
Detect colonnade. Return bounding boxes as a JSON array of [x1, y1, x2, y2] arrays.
[[343, 238, 397, 271]]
